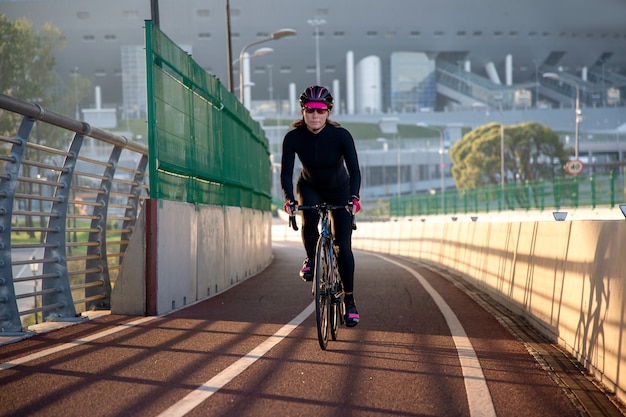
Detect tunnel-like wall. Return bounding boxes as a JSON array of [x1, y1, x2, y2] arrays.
[[112, 199, 272, 316], [274, 218, 626, 403]]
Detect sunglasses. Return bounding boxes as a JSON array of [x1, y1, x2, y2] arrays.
[[303, 107, 329, 114]]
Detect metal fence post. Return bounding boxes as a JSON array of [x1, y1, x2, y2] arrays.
[[0, 117, 35, 332]]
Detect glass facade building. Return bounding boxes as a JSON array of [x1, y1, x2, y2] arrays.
[[121, 45, 148, 119], [390, 52, 436, 113]]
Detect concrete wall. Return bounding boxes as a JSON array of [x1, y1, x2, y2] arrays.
[[273, 218, 626, 403], [112, 199, 272, 316]]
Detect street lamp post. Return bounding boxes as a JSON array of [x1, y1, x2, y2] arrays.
[[232, 47, 274, 66], [416, 123, 445, 210], [238, 28, 296, 107], [378, 117, 400, 198], [494, 96, 505, 195], [376, 137, 400, 198], [307, 18, 326, 85], [233, 47, 273, 106], [542, 72, 581, 160], [72, 67, 80, 120], [532, 59, 539, 108]]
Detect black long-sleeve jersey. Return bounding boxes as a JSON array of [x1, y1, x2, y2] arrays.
[[280, 123, 361, 202]]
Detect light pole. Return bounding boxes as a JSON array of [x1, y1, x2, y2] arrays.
[[238, 28, 296, 106], [532, 59, 539, 108], [307, 18, 326, 85], [232, 47, 274, 66], [417, 123, 445, 210], [378, 117, 400, 198], [542, 72, 581, 160], [376, 137, 391, 196], [233, 47, 273, 103], [72, 67, 80, 120], [267, 64, 273, 103]]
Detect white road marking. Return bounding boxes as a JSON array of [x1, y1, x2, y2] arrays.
[[0, 316, 157, 370], [372, 254, 497, 417], [156, 302, 315, 417], [2, 252, 496, 417]]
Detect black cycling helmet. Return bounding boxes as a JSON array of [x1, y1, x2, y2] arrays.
[[299, 85, 334, 111]]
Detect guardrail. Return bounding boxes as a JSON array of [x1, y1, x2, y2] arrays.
[[390, 171, 625, 217], [0, 94, 148, 333]]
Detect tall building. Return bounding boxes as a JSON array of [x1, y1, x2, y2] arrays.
[[121, 45, 147, 119], [390, 52, 436, 113], [1, 0, 624, 118], [355, 55, 381, 114]]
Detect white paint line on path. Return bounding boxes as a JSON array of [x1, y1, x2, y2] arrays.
[[2, 252, 495, 417], [372, 254, 497, 417], [156, 302, 315, 417], [0, 300, 315, 416], [0, 316, 157, 371]]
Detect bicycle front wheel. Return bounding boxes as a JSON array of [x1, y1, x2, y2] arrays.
[[330, 248, 343, 341], [314, 236, 332, 350]]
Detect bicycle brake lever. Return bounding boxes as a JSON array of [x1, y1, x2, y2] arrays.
[[289, 215, 299, 231]]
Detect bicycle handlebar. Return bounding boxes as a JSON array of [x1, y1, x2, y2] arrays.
[[288, 203, 356, 231]]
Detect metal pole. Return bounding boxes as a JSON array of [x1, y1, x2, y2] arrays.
[[73, 67, 79, 120], [542, 72, 582, 163], [314, 24, 321, 85], [308, 19, 326, 86], [495, 100, 504, 194], [533, 59, 539, 107], [500, 122, 505, 192], [242, 52, 251, 109], [239, 48, 247, 104], [574, 84, 580, 160], [396, 135, 400, 198], [238, 29, 297, 104], [267, 64, 273, 103], [439, 129, 445, 210], [225, 0, 234, 93], [150, 0, 160, 27]]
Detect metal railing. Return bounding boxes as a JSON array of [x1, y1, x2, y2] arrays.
[[390, 171, 625, 217], [0, 94, 149, 332]]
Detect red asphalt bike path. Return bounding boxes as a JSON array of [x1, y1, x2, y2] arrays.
[[0, 242, 584, 417]]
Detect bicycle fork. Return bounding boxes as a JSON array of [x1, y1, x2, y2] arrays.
[[329, 242, 345, 324]]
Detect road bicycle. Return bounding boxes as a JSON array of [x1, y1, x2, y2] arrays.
[[289, 203, 354, 350]]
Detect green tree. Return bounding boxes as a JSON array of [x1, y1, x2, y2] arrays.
[[0, 15, 90, 236], [0, 14, 68, 135], [0, 18, 63, 99], [450, 121, 569, 190]]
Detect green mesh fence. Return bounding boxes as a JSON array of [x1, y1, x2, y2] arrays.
[[390, 171, 623, 217], [145, 21, 271, 210]]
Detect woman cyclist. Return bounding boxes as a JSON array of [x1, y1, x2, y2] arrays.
[[280, 85, 362, 327]]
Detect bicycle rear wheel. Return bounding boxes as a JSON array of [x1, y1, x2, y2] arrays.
[[314, 236, 332, 350]]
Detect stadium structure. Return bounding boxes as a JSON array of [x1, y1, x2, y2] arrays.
[[2, 0, 626, 200]]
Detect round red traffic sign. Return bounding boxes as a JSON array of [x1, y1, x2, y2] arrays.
[[565, 159, 584, 175]]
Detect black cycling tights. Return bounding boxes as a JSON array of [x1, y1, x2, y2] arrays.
[[298, 186, 355, 293]]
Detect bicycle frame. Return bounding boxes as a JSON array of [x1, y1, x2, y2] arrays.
[[290, 203, 347, 349]]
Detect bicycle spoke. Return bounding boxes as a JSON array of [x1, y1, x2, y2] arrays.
[[315, 237, 331, 350]]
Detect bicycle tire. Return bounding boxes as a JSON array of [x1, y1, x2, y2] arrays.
[[314, 236, 332, 350], [330, 247, 342, 341]]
